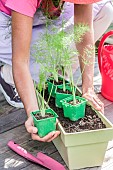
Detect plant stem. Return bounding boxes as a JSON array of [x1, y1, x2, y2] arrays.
[[62, 67, 66, 92], [41, 83, 45, 117], [61, 12, 66, 92], [69, 65, 76, 104]]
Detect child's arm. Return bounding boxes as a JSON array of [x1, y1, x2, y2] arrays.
[[11, 11, 60, 141], [74, 4, 104, 113]]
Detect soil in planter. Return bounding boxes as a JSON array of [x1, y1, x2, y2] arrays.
[[44, 89, 106, 133], [34, 113, 54, 120]]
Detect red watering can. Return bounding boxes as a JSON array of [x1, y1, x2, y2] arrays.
[[98, 31, 113, 101]]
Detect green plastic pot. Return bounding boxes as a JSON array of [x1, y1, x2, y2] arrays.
[[47, 77, 69, 97], [55, 85, 72, 108], [61, 95, 87, 121], [31, 108, 58, 137]]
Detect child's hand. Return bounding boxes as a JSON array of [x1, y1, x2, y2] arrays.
[[25, 116, 60, 142], [82, 88, 104, 114]]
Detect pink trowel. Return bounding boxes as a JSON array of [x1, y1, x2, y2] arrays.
[[7, 140, 66, 170], [36, 152, 66, 170]]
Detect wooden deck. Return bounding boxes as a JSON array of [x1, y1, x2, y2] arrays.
[[0, 60, 113, 170]]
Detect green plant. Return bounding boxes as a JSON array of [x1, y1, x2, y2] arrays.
[[34, 14, 94, 117], [35, 68, 48, 117], [34, 22, 89, 90]]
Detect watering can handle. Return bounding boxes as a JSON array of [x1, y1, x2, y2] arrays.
[[98, 31, 113, 73]]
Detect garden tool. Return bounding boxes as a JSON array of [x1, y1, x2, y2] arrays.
[[7, 140, 66, 170]]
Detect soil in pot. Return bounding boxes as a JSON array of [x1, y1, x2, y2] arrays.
[[68, 99, 81, 105], [34, 113, 54, 120], [44, 89, 106, 133]]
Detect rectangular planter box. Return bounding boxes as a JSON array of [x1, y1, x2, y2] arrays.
[[37, 87, 113, 170], [53, 88, 113, 170]]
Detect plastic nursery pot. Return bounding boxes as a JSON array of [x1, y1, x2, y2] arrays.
[[47, 76, 69, 97], [31, 108, 58, 137], [55, 85, 72, 108], [61, 95, 87, 121]]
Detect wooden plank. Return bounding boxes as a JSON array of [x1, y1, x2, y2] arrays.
[[0, 125, 57, 154], [0, 125, 58, 170], [0, 92, 27, 134], [97, 94, 113, 108], [0, 108, 27, 133], [104, 104, 113, 124], [0, 150, 31, 170], [0, 92, 24, 122], [0, 100, 15, 117], [0, 145, 56, 170], [101, 148, 113, 170], [0, 126, 29, 154], [107, 140, 113, 151], [21, 164, 48, 170], [0, 149, 48, 170]]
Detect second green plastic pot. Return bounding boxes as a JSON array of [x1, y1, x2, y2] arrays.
[[31, 108, 58, 137], [61, 95, 87, 121], [55, 85, 72, 108], [47, 77, 69, 97]]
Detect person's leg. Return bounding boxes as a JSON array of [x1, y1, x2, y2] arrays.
[[67, 2, 113, 77], [93, 2, 113, 42], [0, 12, 24, 108]]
